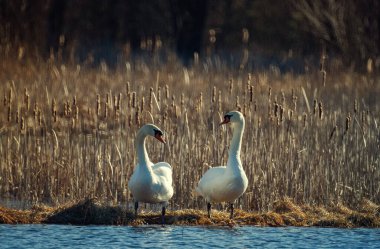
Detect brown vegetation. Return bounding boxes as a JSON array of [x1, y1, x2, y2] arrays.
[[0, 45, 379, 221], [1, 198, 379, 227]]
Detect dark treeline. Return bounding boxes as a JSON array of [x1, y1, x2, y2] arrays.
[[0, 0, 379, 70]]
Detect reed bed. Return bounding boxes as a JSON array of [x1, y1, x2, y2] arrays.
[[0, 53, 379, 215]]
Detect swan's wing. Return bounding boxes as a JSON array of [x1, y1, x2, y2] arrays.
[[196, 166, 226, 198], [152, 161, 173, 184], [151, 162, 173, 201]]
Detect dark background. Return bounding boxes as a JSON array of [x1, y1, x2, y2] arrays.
[[1, 0, 379, 71]]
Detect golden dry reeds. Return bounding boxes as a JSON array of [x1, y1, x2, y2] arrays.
[[0, 47, 379, 220]]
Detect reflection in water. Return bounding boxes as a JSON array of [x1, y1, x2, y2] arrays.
[[0, 225, 379, 249]]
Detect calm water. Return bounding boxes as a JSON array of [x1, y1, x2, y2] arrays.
[[0, 225, 379, 248]]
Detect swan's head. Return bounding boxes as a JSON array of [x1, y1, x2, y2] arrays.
[[220, 111, 244, 125], [142, 124, 166, 144]]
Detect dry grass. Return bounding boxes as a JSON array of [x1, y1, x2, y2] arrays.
[[0, 46, 379, 218], [1, 198, 379, 227]]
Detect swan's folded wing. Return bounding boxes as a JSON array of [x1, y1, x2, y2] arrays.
[[196, 166, 226, 194], [152, 162, 172, 182]]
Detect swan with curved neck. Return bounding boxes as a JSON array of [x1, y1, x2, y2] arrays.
[[128, 124, 173, 224], [196, 111, 248, 219]]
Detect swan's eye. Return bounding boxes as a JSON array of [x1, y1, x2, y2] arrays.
[[154, 129, 163, 136], [224, 114, 232, 121]]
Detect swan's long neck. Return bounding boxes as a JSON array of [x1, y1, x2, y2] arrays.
[[227, 120, 244, 168], [135, 130, 151, 170]]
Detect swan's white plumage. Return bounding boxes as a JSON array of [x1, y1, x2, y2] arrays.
[[196, 111, 248, 204], [128, 124, 173, 205]]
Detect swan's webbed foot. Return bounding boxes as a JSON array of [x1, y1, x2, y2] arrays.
[[207, 203, 211, 218], [134, 202, 139, 218], [229, 203, 234, 219]]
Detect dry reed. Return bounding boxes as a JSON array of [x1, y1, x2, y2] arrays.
[[0, 47, 379, 219]]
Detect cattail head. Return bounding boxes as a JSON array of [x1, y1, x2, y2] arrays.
[[165, 84, 169, 100], [20, 117, 25, 131], [293, 96, 298, 111], [8, 88, 12, 105], [313, 99, 317, 115], [34, 103, 39, 120], [7, 105, 11, 122], [38, 109, 42, 126], [250, 85, 254, 102], [157, 86, 161, 102], [113, 95, 117, 110], [345, 113, 351, 132], [126, 82, 130, 95], [16, 110, 19, 123], [212, 86, 216, 103], [117, 93, 122, 111], [181, 93, 185, 109], [132, 92, 136, 108], [268, 87, 272, 99], [198, 92, 203, 111], [106, 93, 110, 107], [96, 94, 100, 116], [52, 98, 56, 116], [318, 102, 323, 120], [135, 106, 140, 125], [321, 70, 327, 86], [3, 91, 7, 106], [354, 99, 358, 113], [141, 97, 145, 112], [281, 91, 285, 106], [24, 88, 29, 112], [67, 100, 72, 117], [229, 79, 233, 95], [75, 105, 79, 120], [274, 102, 279, 117]]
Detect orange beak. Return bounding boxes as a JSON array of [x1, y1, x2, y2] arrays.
[[155, 134, 166, 144]]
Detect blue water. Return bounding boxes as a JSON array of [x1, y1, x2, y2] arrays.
[[0, 225, 379, 248]]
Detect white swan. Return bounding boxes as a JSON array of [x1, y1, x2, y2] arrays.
[[128, 124, 173, 224], [196, 111, 248, 219]]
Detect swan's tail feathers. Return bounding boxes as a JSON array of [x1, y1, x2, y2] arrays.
[[192, 184, 202, 198]]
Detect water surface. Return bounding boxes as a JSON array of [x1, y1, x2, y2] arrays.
[[0, 225, 379, 248]]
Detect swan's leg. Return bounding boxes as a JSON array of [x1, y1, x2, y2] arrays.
[[161, 205, 166, 225], [134, 202, 139, 217], [229, 203, 234, 219], [207, 203, 211, 218]]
